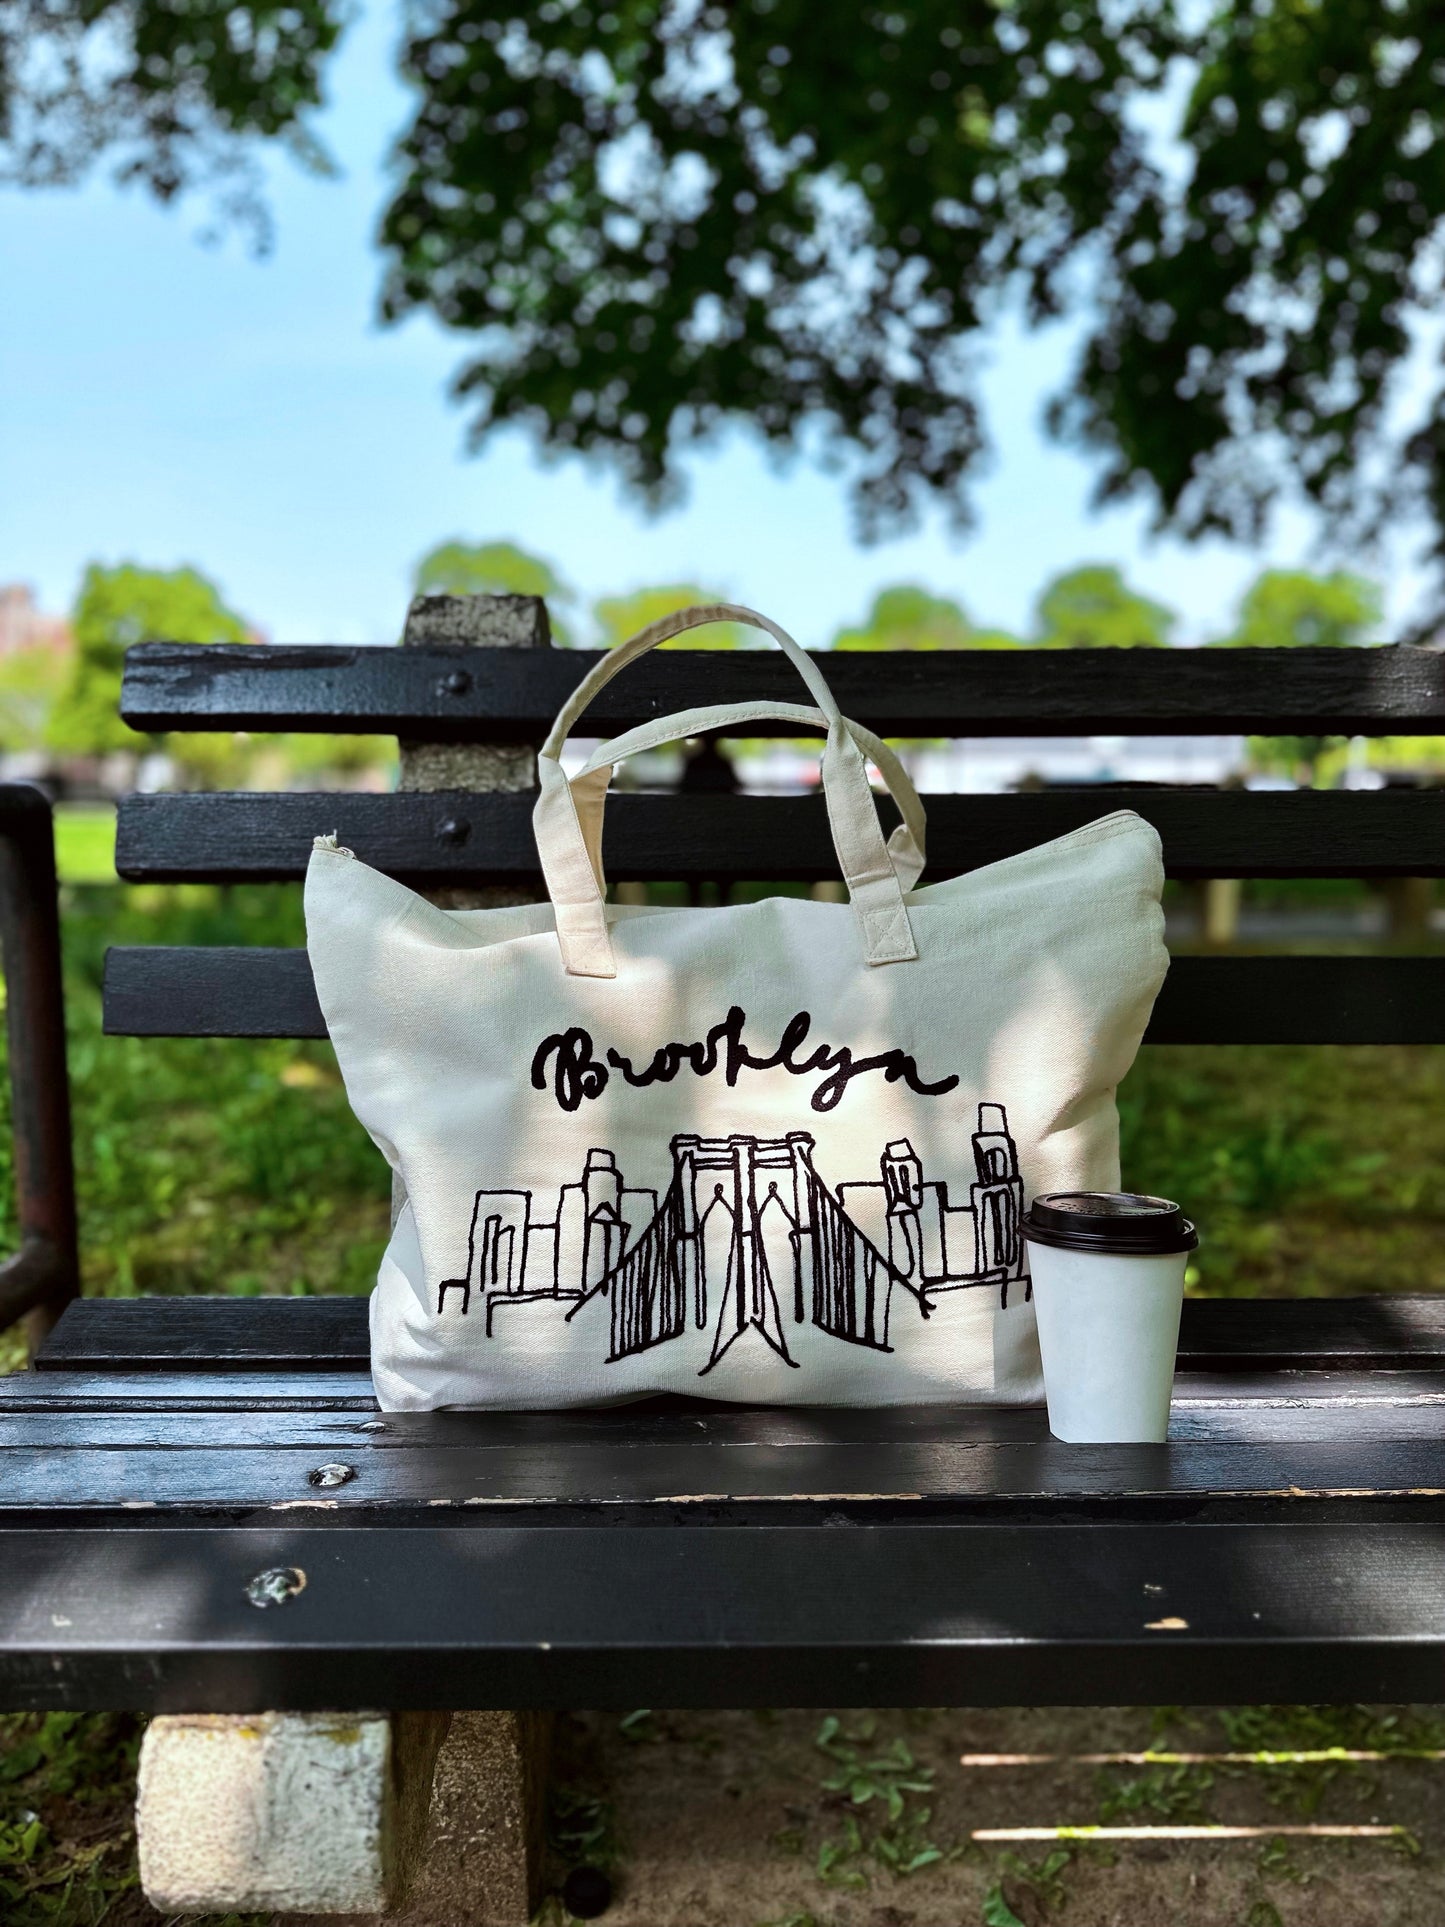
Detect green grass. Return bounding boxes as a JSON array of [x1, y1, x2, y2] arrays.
[[0, 1712, 141, 1926], [0, 883, 391, 1323], [53, 810, 117, 887], [1121, 1042, 1445, 1297]]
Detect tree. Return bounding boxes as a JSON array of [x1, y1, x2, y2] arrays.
[[829, 588, 1018, 760], [1217, 570, 1382, 650], [15, 9, 1445, 619], [48, 562, 253, 783], [1032, 567, 1174, 649], [413, 539, 574, 642], [1216, 568, 1383, 783], [0, 645, 68, 753], [376, 3, 1445, 620], [832, 587, 1020, 652], [0, 0, 343, 244], [379, 1, 1166, 534], [1058, 7, 1445, 630], [592, 586, 745, 650]]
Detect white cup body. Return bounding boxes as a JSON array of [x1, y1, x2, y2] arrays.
[[1026, 1238, 1188, 1443]]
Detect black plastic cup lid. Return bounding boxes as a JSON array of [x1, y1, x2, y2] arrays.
[[1023, 1191, 1198, 1257]]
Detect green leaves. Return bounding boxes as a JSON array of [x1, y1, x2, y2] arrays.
[[0, 1713, 139, 1803], [982, 1884, 1028, 1927], [1063, 3, 1445, 614], [817, 1732, 935, 1822], [0, 1712, 158, 1924], [0, 1740, 46, 1785], [2, 0, 344, 241], [12, 2, 1445, 605], [810, 1716, 961, 1890], [815, 1819, 869, 1890], [1096, 1762, 1215, 1826], [47, 561, 254, 771], [592, 586, 743, 651], [982, 1847, 1073, 1924], [378, 0, 1171, 539], [874, 1833, 945, 1875], [1033, 566, 1175, 650], [374, 1, 1445, 614], [1002, 1846, 1072, 1907], [1218, 570, 1382, 650], [832, 586, 1022, 652]]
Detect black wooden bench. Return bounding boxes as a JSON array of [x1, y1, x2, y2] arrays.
[[3, 614, 1445, 1729]]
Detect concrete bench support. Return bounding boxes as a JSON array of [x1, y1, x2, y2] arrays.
[[370, 1710, 553, 1927], [136, 1710, 450, 1914], [275, 1712, 553, 1927]]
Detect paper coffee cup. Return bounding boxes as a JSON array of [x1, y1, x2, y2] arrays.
[[1023, 1193, 1198, 1444]]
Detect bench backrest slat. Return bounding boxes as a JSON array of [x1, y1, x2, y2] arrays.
[[120, 642, 1445, 739], [116, 788, 1445, 884], [101, 949, 1445, 1044]]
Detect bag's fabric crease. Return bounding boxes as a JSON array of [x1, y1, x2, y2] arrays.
[[306, 604, 1168, 1411]]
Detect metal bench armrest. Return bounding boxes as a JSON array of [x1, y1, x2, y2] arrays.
[[0, 784, 79, 1336]]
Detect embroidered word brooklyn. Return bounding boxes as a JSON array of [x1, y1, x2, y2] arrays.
[[532, 1005, 961, 1116]]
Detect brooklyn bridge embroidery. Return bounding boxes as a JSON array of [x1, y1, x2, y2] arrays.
[[435, 1104, 1028, 1376]]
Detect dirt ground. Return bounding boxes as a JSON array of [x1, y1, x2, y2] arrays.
[[537, 1704, 1445, 1927], [8, 1703, 1445, 1925]]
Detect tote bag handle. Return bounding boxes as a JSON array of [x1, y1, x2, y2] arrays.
[[566, 704, 926, 904], [533, 603, 925, 979]]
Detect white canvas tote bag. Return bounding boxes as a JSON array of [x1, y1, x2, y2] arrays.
[[306, 604, 1168, 1411]]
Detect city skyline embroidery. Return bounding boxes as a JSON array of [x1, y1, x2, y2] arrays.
[[435, 1103, 1028, 1377]]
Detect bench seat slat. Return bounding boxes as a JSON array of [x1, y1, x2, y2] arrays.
[[5, 1380, 1445, 1442], [101, 948, 1445, 1043], [11, 1365, 1445, 1413], [1, 1519, 1441, 1709], [117, 788, 1445, 883], [2, 1433, 1444, 1509], [120, 642, 1445, 739], [33, 1294, 1445, 1375]]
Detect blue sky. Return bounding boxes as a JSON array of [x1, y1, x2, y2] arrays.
[[0, 7, 1427, 649]]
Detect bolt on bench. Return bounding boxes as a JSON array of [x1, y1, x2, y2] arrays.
[[3, 595, 1445, 1920]]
